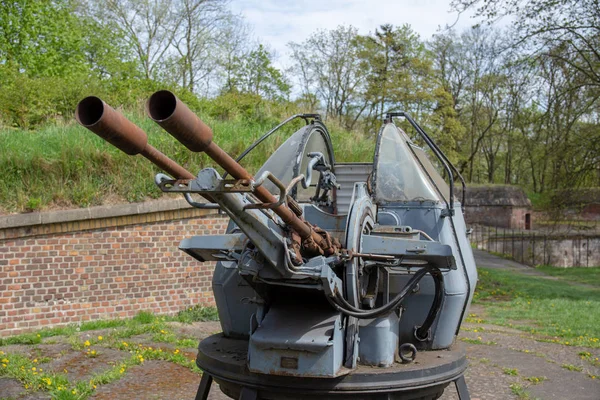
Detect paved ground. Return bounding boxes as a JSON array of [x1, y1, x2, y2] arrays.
[[1, 251, 599, 399]]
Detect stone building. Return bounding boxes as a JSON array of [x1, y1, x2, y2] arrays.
[[458, 185, 532, 229]]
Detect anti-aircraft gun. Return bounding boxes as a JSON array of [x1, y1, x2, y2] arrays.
[[75, 91, 477, 400]]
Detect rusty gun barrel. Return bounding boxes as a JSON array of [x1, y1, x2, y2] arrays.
[[147, 90, 336, 256], [75, 96, 195, 180]]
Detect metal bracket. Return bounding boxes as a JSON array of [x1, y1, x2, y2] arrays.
[[157, 176, 254, 194]]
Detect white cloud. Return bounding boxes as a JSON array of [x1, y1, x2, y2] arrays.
[[229, 0, 482, 68]]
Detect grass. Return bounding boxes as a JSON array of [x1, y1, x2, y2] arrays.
[[0, 113, 373, 213], [170, 304, 220, 323], [474, 268, 600, 348], [0, 308, 215, 400], [0, 306, 218, 347], [535, 265, 600, 286], [0, 319, 128, 346]]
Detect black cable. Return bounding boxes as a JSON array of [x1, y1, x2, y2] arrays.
[[416, 270, 444, 340], [329, 267, 433, 319]]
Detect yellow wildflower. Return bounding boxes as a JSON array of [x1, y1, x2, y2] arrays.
[[84, 340, 91, 347], [97, 336, 103, 341]]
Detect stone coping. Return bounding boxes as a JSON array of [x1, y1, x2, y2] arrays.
[[0, 198, 204, 230]]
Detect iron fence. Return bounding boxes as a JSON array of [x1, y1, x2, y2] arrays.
[[469, 224, 598, 268]]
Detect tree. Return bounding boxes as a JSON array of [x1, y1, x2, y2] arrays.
[[0, 1, 87, 76], [224, 44, 290, 100], [289, 25, 365, 127], [452, 0, 600, 100], [356, 24, 433, 130]]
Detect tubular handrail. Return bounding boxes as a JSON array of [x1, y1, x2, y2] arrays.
[[222, 113, 321, 180], [385, 112, 467, 214]]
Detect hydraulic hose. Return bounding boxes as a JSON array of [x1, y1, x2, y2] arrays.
[[415, 269, 444, 340], [327, 267, 437, 319]]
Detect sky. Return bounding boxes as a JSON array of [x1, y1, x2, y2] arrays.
[[229, 0, 483, 69]]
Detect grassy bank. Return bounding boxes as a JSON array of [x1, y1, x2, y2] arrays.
[[0, 113, 374, 213], [474, 267, 600, 348]]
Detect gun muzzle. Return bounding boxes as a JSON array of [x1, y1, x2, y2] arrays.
[[75, 96, 195, 180], [147, 90, 335, 255]]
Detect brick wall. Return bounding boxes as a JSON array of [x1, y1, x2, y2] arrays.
[[0, 200, 228, 337], [464, 205, 530, 229]]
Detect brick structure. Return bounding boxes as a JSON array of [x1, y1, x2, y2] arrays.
[[459, 185, 532, 229], [0, 199, 228, 337]]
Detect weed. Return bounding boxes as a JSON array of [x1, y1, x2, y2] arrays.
[[561, 364, 583, 372], [509, 383, 531, 399], [578, 351, 600, 367], [171, 305, 219, 324], [460, 337, 497, 345], [503, 367, 519, 376], [132, 311, 156, 325], [524, 376, 546, 384]]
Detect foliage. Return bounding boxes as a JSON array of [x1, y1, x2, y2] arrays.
[[223, 44, 291, 101]]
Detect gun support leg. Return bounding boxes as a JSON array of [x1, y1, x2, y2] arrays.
[[239, 387, 258, 400], [454, 375, 471, 400], [194, 373, 213, 400]]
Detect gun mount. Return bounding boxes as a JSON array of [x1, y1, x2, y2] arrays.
[[76, 93, 477, 400]]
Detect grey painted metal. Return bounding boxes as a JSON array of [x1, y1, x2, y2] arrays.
[[180, 233, 245, 262], [334, 163, 372, 214], [360, 234, 457, 270], [343, 182, 376, 368], [248, 304, 344, 377], [455, 375, 471, 400], [197, 334, 468, 399], [380, 203, 476, 349], [159, 114, 477, 398], [190, 168, 288, 275], [256, 123, 335, 204], [358, 313, 400, 367]]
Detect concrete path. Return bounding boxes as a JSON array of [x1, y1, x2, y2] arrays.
[[473, 249, 532, 270]]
